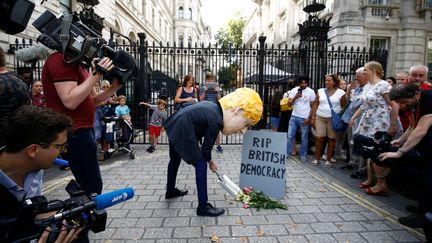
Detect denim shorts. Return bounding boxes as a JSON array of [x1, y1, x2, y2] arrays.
[[271, 117, 280, 129]]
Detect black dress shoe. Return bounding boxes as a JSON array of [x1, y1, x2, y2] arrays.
[[165, 188, 188, 199], [197, 203, 225, 217], [398, 214, 425, 228], [340, 164, 355, 170], [405, 205, 419, 214]]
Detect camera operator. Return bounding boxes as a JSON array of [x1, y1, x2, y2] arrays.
[[378, 83, 432, 239], [42, 53, 122, 196], [0, 105, 81, 242]]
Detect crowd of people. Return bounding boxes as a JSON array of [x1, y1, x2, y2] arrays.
[[270, 62, 432, 240], [0, 43, 264, 241], [1, 40, 432, 241]]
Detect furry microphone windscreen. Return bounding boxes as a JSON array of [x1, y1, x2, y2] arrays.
[[15, 44, 51, 63]]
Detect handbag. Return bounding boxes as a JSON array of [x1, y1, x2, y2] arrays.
[[324, 89, 347, 132], [280, 97, 293, 112]]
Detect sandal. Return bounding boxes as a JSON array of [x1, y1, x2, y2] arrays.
[[365, 187, 389, 196], [325, 161, 331, 167], [312, 159, 319, 165], [358, 182, 373, 188]]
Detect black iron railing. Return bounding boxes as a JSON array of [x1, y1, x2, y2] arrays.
[[8, 35, 388, 144]]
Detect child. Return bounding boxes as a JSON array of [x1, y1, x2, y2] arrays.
[[163, 87, 263, 217], [139, 99, 168, 153], [115, 95, 131, 122]]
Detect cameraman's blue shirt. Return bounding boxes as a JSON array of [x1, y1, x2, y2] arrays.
[[0, 169, 43, 201]]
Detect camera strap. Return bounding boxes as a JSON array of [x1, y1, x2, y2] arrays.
[[60, 13, 73, 58], [60, 13, 93, 64]]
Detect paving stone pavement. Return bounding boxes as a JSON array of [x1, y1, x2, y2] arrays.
[[43, 145, 426, 242]]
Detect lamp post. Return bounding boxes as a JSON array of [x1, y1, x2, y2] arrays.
[[297, 0, 330, 89], [303, 0, 326, 15], [77, 0, 104, 36]]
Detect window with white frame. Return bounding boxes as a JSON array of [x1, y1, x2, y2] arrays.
[[179, 7, 184, 18], [188, 36, 192, 47], [188, 8, 193, 20], [370, 37, 388, 50], [178, 35, 184, 47], [367, 0, 388, 5]]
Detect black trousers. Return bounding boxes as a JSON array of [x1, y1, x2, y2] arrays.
[[64, 128, 102, 195]]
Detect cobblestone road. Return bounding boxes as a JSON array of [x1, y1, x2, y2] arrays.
[[43, 145, 426, 242]]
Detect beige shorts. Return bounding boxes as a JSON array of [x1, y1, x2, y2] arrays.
[[314, 115, 337, 139]]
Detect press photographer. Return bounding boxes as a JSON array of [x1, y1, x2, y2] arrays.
[[0, 105, 78, 242], [2, 179, 134, 243], [377, 83, 432, 240], [0, 106, 135, 242]]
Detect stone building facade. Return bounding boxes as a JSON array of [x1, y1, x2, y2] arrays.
[[243, 0, 432, 77], [0, 0, 211, 76]]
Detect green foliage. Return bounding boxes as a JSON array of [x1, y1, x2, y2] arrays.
[[247, 191, 287, 210], [214, 13, 246, 49], [214, 13, 246, 87], [217, 65, 237, 88], [235, 187, 287, 211]]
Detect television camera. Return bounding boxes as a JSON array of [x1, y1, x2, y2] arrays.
[[32, 10, 135, 83], [353, 131, 396, 166], [0, 180, 134, 243], [0, 0, 35, 35]]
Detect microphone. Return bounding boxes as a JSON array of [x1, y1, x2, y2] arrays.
[[45, 187, 135, 222], [53, 158, 69, 167], [15, 44, 51, 63], [93, 187, 134, 210]]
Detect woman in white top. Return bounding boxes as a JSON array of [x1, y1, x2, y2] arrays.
[[310, 74, 347, 167]]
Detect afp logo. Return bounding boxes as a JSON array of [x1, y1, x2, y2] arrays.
[[112, 192, 129, 203]]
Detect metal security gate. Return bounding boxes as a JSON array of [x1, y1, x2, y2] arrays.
[[8, 34, 387, 145]]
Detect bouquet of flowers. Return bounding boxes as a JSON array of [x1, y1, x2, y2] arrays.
[[235, 186, 287, 210]]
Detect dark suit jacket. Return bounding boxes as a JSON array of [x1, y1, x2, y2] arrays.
[[163, 101, 223, 164]]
